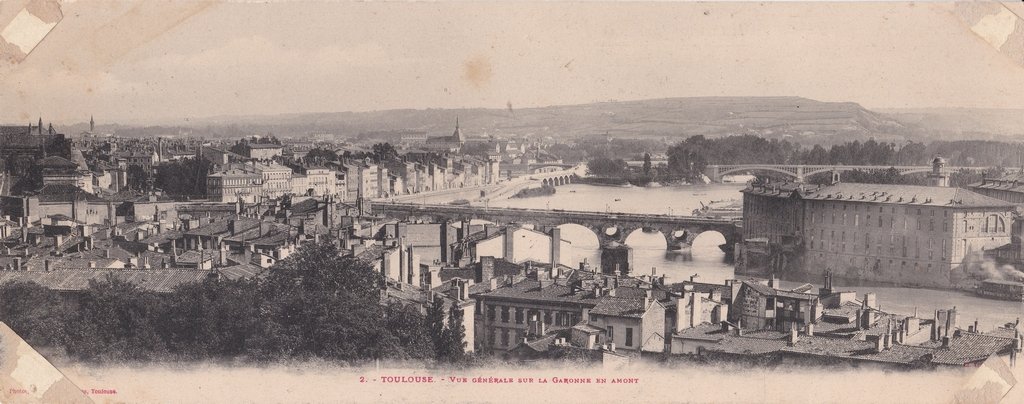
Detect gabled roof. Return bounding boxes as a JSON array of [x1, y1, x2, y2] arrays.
[[589, 297, 659, 318]]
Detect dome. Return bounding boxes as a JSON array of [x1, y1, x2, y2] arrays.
[[932, 156, 947, 165]]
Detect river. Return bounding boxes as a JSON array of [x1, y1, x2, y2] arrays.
[[472, 182, 1024, 330]]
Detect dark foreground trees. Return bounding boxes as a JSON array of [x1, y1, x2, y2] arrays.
[[0, 240, 466, 364]]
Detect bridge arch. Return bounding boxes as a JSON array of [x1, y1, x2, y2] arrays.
[[623, 227, 668, 250], [716, 166, 800, 180]]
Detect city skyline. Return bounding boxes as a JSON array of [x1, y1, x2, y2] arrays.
[[2, 2, 1024, 125]]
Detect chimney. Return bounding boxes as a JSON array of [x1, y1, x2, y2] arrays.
[[883, 331, 892, 350], [503, 227, 514, 261], [788, 324, 799, 346], [549, 227, 561, 269], [44, 259, 50, 272], [104, 248, 111, 259], [942, 335, 950, 348], [768, 275, 777, 289], [874, 335, 884, 353], [864, 293, 877, 310], [458, 280, 469, 301], [689, 292, 701, 328], [478, 256, 496, 283], [489, 277, 498, 291], [88, 261, 96, 268], [806, 323, 815, 336]]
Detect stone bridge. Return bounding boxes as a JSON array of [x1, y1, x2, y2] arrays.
[[371, 202, 742, 253], [704, 164, 1000, 183]]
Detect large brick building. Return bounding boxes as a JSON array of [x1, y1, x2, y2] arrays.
[[740, 163, 1015, 288]]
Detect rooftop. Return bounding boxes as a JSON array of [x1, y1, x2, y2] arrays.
[[744, 182, 1015, 209]]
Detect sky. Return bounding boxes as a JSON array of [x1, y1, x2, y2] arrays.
[[1, 1, 1023, 125]]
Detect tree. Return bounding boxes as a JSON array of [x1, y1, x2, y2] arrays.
[[154, 157, 214, 197], [642, 153, 652, 177], [442, 303, 467, 363], [251, 239, 392, 361], [0, 281, 67, 347], [126, 165, 151, 191], [304, 148, 339, 164], [426, 295, 446, 357], [587, 157, 629, 178], [63, 276, 168, 361], [159, 278, 261, 359], [372, 143, 399, 162]]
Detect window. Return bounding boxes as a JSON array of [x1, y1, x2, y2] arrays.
[[625, 328, 634, 347], [515, 308, 523, 324], [607, 325, 615, 342], [487, 305, 495, 322], [501, 306, 509, 323], [501, 330, 509, 347]]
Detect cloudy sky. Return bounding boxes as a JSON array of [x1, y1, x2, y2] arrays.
[[1, 1, 1023, 125]]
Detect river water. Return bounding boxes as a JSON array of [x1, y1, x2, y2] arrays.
[[473, 183, 1024, 330]]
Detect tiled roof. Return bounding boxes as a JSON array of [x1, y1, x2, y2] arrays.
[[589, 297, 656, 318], [475, 278, 596, 306], [0, 269, 211, 293], [931, 332, 1013, 365], [175, 250, 214, 264], [745, 182, 1014, 209], [219, 263, 265, 280], [741, 281, 819, 300]]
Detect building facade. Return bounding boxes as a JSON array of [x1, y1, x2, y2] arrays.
[[740, 170, 1015, 288]]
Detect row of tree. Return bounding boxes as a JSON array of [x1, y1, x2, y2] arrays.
[[665, 135, 1024, 181], [0, 241, 466, 364]]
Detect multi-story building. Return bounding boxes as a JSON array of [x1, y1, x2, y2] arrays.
[[249, 162, 293, 200], [969, 170, 1024, 205], [341, 160, 379, 200], [740, 163, 1015, 288], [206, 169, 262, 203], [305, 168, 337, 197]]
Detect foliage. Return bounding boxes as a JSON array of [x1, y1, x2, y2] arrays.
[[304, 147, 339, 164], [371, 143, 399, 162], [0, 281, 68, 347], [63, 276, 168, 362], [587, 157, 629, 177], [126, 165, 151, 191], [0, 241, 461, 364], [154, 157, 214, 197]]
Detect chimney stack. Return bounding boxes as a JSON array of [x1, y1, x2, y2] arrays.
[[549, 227, 561, 270]]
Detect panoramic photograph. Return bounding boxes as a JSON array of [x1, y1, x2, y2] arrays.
[[1, 1, 1024, 403]]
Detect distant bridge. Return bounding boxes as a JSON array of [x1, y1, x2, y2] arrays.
[[372, 202, 742, 252], [704, 164, 1006, 183]]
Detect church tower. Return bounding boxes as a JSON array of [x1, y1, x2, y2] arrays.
[[90, 115, 95, 132], [451, 117, 463, 144]]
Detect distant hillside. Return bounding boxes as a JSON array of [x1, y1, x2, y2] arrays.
[[101, 97, 913, 145], [879, 108, 1024, 142]]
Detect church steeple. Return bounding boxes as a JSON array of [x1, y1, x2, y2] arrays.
[[90, 115, 95, 132], [37, 117, 42, 135], [451, 116, 463, 143]]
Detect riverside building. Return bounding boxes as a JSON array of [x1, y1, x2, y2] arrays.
[[740, 158, 1015, 288]]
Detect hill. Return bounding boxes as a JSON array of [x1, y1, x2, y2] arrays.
[[99, 97, 913, 144]]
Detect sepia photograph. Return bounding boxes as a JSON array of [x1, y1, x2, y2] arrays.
[[1, 1, 1024, 403]]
